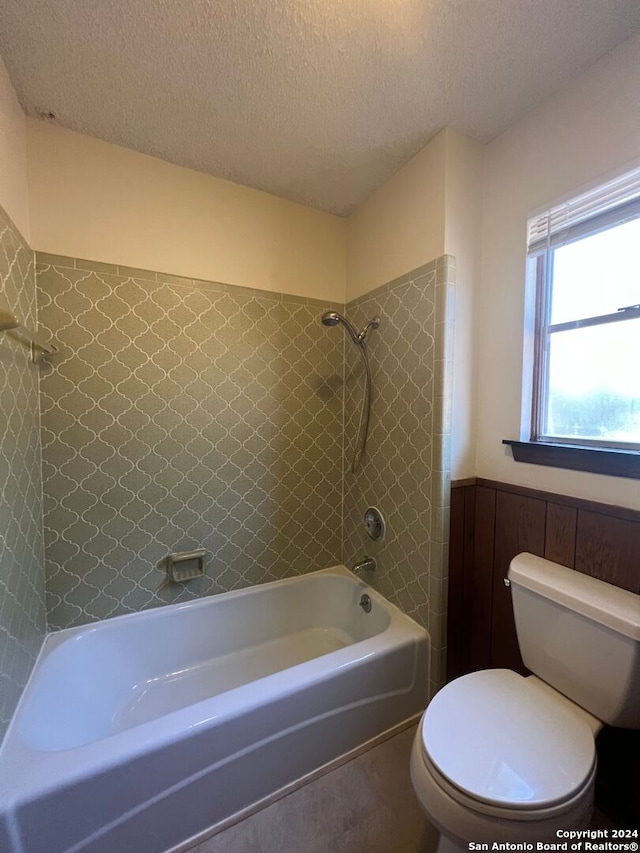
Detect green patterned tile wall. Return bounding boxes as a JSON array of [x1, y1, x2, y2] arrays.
[[0, 208, 46, 741], [36, 257, 345, 630], [31, 249, 453, 698], [343, 257, 454, 696], [1, 224, 453, 740]]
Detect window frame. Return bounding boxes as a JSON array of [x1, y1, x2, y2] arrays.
[[530, 244, 640, 451], [505, 167, 640, 479]]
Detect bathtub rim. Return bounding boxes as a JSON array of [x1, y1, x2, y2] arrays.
[[33, 564, 391, 651]]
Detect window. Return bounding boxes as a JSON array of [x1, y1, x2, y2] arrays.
[[527, 168, 640, 452]]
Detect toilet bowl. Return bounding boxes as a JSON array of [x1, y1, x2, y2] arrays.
[[410, 670, 598, 849], [410, 554, 640, 851]]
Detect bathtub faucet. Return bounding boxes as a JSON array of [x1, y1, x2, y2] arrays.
[[352, 556, 376, 576]]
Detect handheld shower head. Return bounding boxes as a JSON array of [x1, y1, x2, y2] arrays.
[[320, 311, 361, 346], [321, 311, 342, 327]]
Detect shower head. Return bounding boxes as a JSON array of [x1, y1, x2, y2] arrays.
[[321, 311, 342, 328], [321, 311, 361, 346]]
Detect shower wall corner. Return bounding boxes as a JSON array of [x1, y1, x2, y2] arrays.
[[342, 254, 455, 697]]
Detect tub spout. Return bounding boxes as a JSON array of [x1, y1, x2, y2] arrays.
[[352, 556, 376, 576]]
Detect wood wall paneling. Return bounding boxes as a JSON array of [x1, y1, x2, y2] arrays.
[[461, 486, 477, 674], [544, 503, 577, 567], [447, 485, 467, 680], [491, 491, 545, 673], [575, 511, 640, 594], [470, 486, 495, 672], [448, 479, 640, 677]]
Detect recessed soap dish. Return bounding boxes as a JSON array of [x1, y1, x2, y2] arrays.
[[165, 549, 206, 583]]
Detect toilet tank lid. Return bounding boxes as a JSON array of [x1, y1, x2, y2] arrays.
[[509, 554, 640, 641]]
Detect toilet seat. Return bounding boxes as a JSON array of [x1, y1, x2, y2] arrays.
[[421, 670, 596, 812], [410, 732, 596, 846], [419, 741, 596, 822]]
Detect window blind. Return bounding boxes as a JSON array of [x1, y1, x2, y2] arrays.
[[527, 165, 640, 256]]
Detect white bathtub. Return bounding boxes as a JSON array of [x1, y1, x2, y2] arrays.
[[0, 566, 429, 853]]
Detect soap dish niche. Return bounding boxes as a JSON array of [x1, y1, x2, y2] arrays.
[[165, 549, 206, 583]]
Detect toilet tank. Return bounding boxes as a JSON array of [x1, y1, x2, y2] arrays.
[[508, 554, 640, 729]]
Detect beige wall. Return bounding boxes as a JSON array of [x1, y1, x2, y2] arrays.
[[443, 128, 482, 480], [346, 129, 447, 302], [346, 127, 482, 479], [0, 57, 30, 240], [27, 121, 347, 302], [477, 34, 640, 510]]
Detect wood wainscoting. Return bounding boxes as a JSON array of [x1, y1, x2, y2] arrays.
[[447, 477, 640, 827]]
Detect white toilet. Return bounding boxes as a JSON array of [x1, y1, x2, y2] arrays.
[[410, 552, 640, 850]]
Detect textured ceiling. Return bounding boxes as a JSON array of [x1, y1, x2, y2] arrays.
[[1, 0, 639, 215]]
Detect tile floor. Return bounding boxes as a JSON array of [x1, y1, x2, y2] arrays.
[[186, 725, 437, 853], [184, 724, 620, 853]]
